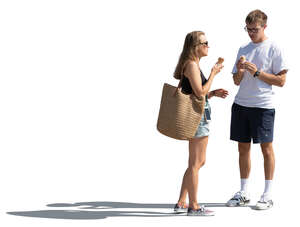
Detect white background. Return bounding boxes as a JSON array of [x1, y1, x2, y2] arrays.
[[0, 0, 299, 226]]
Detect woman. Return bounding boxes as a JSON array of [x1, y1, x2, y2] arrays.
[[173, 31, 228, 216]]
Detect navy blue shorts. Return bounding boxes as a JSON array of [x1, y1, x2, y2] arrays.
[[230, 103, 275, 144]]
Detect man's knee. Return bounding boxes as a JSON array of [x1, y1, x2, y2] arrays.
[[238, 142, 251, 155], [261, 142, 274, 158]]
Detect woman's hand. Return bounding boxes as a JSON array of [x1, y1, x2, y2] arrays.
[[211, 63, 224, 76], [209, 89, 229, 99]]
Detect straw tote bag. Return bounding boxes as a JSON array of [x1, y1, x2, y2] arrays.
[[157, 78, 205, 140]]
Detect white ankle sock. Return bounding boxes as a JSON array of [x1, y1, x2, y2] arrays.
[[240, 178, 249, 192], [263, 180, 273, 198]]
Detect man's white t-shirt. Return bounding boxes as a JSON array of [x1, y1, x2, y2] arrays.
[[232, 39, 288, 109]]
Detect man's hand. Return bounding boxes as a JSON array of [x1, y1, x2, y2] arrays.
[[237, 56, 246, 73], [244, 62, 258, 76]]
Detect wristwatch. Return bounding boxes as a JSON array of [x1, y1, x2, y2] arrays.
[[253, 70, 260, 77]]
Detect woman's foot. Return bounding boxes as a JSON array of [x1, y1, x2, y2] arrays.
[[187, 205, 215, 216], [174, 202, 188, 213]]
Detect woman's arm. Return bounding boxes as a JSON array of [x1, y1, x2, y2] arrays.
[[184, 61, 222, 98]]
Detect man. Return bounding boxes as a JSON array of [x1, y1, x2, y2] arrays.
[[226, 9, 288, 210]]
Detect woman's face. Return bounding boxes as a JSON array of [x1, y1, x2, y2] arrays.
[[196, 34, 209, 57]]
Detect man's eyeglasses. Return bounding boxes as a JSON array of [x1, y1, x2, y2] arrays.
[[195, 41, 209, 47], [244, 26, 261, 33]]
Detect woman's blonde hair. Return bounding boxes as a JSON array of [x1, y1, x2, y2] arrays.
[[173, 31, 205, 80]]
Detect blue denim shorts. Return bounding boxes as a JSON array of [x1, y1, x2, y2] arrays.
[[194, 102, 210, 138]]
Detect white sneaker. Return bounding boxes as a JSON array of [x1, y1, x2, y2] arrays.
[[226, 191, 250, 207], [254, 194, 273, 210]]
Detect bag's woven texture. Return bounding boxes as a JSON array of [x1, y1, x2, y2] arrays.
[[157, 83, 205, 140]]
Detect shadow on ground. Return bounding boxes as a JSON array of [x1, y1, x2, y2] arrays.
[[7, 201, 237, 220]]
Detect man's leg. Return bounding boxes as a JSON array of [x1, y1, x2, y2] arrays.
[[261, 142, 275, 199], [261, 142, 275, 180], [226, 142, 251, 207], [254, 109, 275, 200], [239, 142, 251, 179], [227, 104, 252, 207], [251, 142, 275, 210], [252, 108, 275, 210]]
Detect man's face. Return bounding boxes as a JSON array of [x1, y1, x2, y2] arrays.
[[245, 22, 266, 43]]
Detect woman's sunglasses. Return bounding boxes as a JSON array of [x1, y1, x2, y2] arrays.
[[195, 41, 209, 47]]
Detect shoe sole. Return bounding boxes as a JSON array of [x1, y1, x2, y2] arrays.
[[187, 213, 215, 217], [226, 200, 250, 207], [252, 205, 273, 210], [252, 200, 273, 210]]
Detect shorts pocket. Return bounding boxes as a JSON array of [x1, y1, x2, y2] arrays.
[[262, 110, 275, 130]]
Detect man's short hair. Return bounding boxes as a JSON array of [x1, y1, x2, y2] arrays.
[[246, 9, 268, 26]]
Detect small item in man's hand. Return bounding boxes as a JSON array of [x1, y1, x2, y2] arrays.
[[240, 55, 246, 63]]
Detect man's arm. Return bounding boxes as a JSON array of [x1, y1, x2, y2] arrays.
[[244, 61, 287, 87], [257, 70, 287, 87], [233, 57, 245, 86], [233, 71, 244, 86]]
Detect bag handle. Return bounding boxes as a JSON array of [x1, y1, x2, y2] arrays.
[[173, 61, 188, 96]]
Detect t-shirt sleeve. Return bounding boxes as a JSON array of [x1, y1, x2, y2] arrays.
[[232, 48, 241, 74], [272, 46, 288, 74]]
